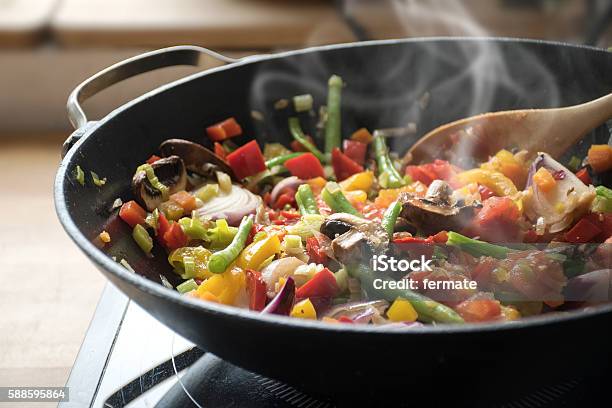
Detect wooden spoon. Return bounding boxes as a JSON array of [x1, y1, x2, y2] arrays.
[[407, 92, 612, 165]]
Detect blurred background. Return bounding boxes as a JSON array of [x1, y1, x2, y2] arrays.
[[0, 0, 610, 394]]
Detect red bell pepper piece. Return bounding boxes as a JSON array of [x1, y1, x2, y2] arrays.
[[306, 237, 328, 264], [564, 216, 602, 243], [392, 236, 433, 244], [475, 197, 520, 242], [576, 168, 591, 185], [146, 155, 161, 164], [342, 139, 367, 165], [206, 117, 242, 142], [290, 135, 315, 152], [478, 184, 496, 201], [295, 268, 339, 299], [405, 165, 437, 186], [225, 140, 266, 180], [430, 231, 449, 243], [331, 147, 364, 181], [338, 316, 354, 324], [246, 269, 267, 311], [213, 142, 227, 160], [406, 160, 459, 186], [284, 153, 325, 179], [119, 201, 147, 228], [156, 212, 170, 247], [163, 223, 188, 250], [455, 299, 501, 322], [274, 192, 295, 210]]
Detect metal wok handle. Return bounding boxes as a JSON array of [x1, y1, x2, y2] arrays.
[[62, 45, 242, 158]]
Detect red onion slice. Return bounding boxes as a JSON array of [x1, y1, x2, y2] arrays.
[[262, 277, 295, 315], [270, 176, 306, 203]]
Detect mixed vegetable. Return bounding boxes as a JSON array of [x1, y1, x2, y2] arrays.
[[97, 75, 612, 326]]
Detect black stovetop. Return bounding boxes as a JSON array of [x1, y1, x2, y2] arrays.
[[60, 284, 610, 408]]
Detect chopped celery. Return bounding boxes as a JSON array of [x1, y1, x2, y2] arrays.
[[75, 165, 85, 186], [334, 268, 349, 294], [446, 231, 510, 259], [132, 224, 153, 254], [177, 279, 198, 294], [195, 183, 219, 202], [145, 208, 160, 231], [178, 213, 209, 241], [91, 171, 107, 187], [567, 156, 582, 172], [136, 164, 169, 199], [183, 256, 196, 279], [286, 214, 325, 240], [283, 234, 302, 249], [206, 219, 238, 250], [293, 94, 314, 112], [592, 185, 612, 213]]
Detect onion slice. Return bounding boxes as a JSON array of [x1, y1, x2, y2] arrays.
[[196, 184, 262, 226], [262, 277, 295, 315], [270, 176, 305, 203]]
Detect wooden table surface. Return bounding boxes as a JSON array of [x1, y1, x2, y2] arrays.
[[0, 135, 106, 394]]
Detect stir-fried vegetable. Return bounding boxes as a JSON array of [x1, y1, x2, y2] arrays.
[[207, 215, 254, 273], [324, 75, 343, 154], [295, 184, 319, 215], [288, 117, 327, 163], [373, 133, 405, 188], [322, 182, 361, 217]]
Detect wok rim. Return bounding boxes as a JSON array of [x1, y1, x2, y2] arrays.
[[54, 36, 612, 337]]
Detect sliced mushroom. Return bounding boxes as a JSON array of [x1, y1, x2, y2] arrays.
[[159, 139, 236, 180], [132, 155, 187, 211], [399, 180, 479, 235], [320, 213, 389, 265]]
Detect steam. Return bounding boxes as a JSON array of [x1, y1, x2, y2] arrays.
[[249, 0, 561, 158]]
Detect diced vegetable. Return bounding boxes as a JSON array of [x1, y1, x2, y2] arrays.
[[207, 215, 254, 273], [91, 171, 107, 187], [455, 169, 517, 196], [132, 224, 153, 254], [322, 182, 361, 217], [196, 266, 246, 305], [306, 236, 327, 264], [455, 298, 501, 322], [293, 94, 314, 112], [75, 165, 85, 186], [163, 223, 189, 250], [168, 246, 212, 279], [567, 156, 582, 172], [159, 200, 184, 221], [119, 200, 147, 228], [146, 155, 161, 164], [480, 149, 528, 188], [284, 153, 325, 179], [213, 142, 227, 160], [206, 117, 243, 142], [295, 268, 339, 299], [99, 230, 111, 243], [387, 298, 418, 322], [324, 75, 343, 154], [343, 140, 367, 165], [136, 163, 170, 199], [177, 279, 198, 294], [178, 213, 208, 241], [290, 299, 317, 319], [216, 171, 232, 193], [237, 234, 281, 270], [564, 216, 602, 243], [587, 144, 612, 173], [576, 168, 592, 185], [339, 171, 374, 192], [351, 128, 373, 144], [246, 269, 267, 311], [170, 191, 197, 213], [265, 152, 304, 169], [262, 276, 296, 315], [195, 183, 219, 202], [592, 186, 612, 213], [225, 140, 267, 180], [288, 117, 327, 163], [331, 148, 364, 181], [533, 167, 556, 193]]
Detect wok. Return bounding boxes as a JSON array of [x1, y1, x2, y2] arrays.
[[55, 38, 612, 402]]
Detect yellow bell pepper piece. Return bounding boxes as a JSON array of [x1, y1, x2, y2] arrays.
[[387, 298, 418, 322], [339, 171, 374, 192], [456, 169, 518, 197], [344, 190, 368, 206], [481, 149, 528, 188], [237, 234, 281, 271], [307, 177, 327, 195], [374, 181, 428, 208], [196, 266, 245, 305], [290, 298, 317, 319]]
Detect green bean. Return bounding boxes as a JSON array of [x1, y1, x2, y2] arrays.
[[324, 75, 343, 154], [381, 200, 402, 238], [446, 231, 510, 259], [321, 182, 361, 217], [347, 264, 464, 324], [265, 152, 305, 169], [207, 215, 254, 273], [295, 184, 319, 215], [372, 133, 405, 188], [288, 117, 327, 163]]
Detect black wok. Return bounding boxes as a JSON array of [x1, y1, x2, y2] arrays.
[[55, 38, 612, 402]]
